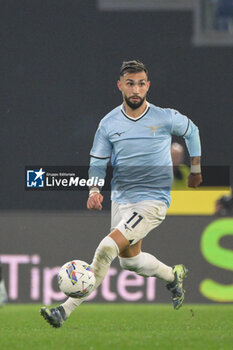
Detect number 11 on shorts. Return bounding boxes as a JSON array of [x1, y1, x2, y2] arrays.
[[126, 212, 143, 229]]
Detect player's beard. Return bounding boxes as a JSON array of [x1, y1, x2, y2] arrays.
[[124, 95, 146, 110]]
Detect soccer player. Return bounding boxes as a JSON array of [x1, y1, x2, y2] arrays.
[[41, 60, 202, 327]]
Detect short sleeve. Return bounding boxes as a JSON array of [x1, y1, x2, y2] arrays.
[[90, 121, 112, 159], [170, 109, 189, 137]]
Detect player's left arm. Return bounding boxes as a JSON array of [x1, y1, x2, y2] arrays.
[[188, 156, 202, 188], [171, 110, 202, 188], [183, 119, 202, 188]]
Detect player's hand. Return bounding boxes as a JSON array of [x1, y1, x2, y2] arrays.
[[188, 173, 203, 188], [87, 192, 103, 210]]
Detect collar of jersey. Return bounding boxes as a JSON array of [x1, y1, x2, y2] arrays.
[[121, 101, 150, 122]]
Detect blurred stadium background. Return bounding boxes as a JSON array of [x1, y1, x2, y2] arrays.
[[0, 0, 232, 307]]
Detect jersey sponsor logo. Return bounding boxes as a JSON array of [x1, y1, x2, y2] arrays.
[[146, 125, 160, 136]]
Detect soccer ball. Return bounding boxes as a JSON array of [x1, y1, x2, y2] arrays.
[[58, 260, 95, 298]]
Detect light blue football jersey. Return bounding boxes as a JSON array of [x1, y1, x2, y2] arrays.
[[89, 102, 201, 207]]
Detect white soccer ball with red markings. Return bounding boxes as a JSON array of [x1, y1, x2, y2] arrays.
[[58, 260, 95, 298]]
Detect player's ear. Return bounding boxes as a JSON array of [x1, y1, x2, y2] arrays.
[[147, 80, 151, 90], [117, 80, 122, 91]]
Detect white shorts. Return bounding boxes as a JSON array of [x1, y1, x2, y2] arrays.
[[111, 200, 167, 246]]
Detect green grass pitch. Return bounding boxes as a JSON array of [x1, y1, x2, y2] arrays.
[[0, 304, 232, 350]]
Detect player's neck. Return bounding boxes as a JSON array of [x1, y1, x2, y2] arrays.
[[123, 100, 148, 119]]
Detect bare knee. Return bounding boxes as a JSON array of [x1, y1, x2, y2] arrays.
[[119, 240, 142, 258], [119, 240, 143, 271], [109, 229, 130, 253]]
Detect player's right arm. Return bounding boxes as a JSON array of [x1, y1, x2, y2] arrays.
[[87, 157, 109, 210], [87, 120, 112, 210], [87, 191, 103, 210]]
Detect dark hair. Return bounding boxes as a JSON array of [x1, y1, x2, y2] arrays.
[[120, 60, 149, 79]]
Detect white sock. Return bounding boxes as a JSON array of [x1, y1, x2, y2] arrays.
[[119, 252, 174, 282], [61, 236, 119, 317]]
